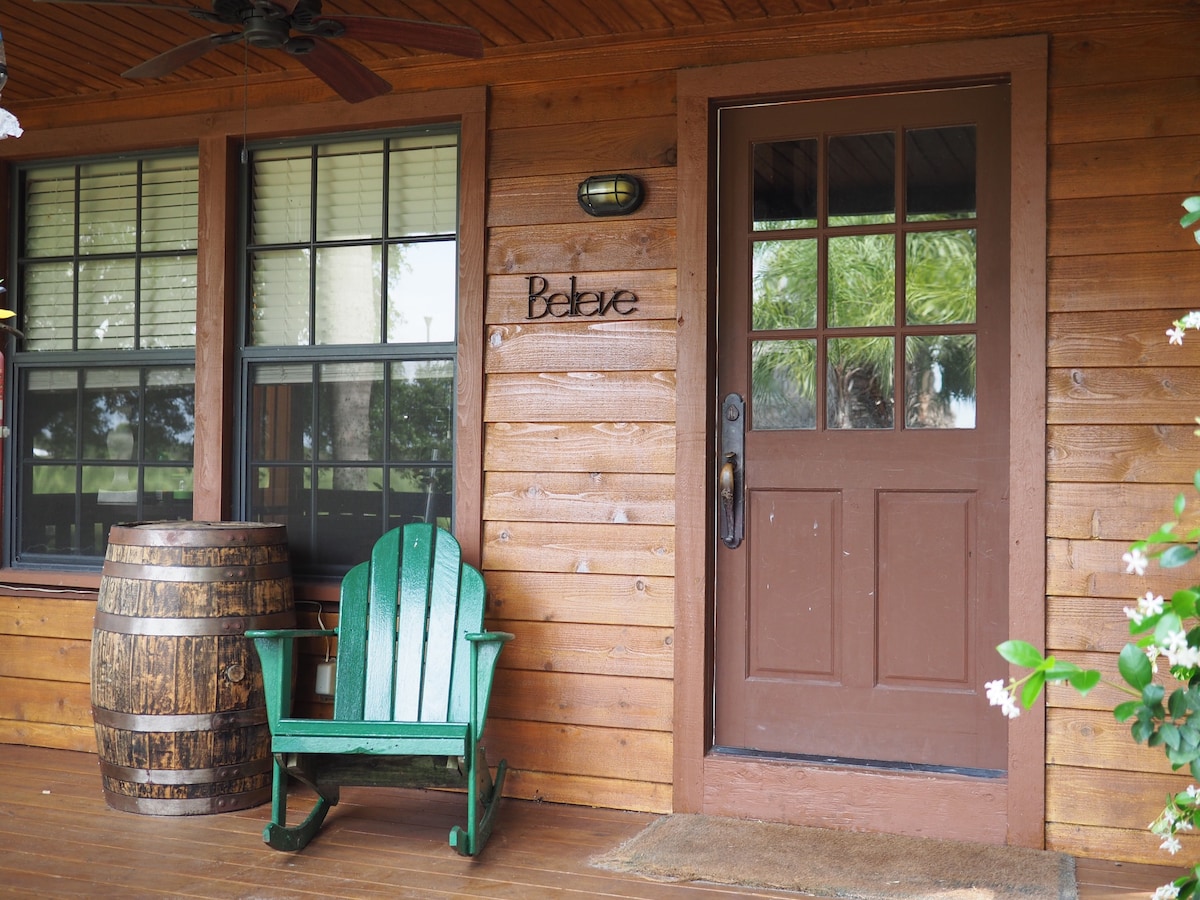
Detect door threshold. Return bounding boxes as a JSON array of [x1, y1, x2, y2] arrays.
[[710, 745, 1005, 779]]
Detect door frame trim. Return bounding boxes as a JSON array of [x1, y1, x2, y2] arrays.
[[675, 35, 1048, 847]]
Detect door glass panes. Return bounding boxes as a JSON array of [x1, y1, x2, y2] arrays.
[[826, 337, 894, 429], [827, 234, 895, 328], [905, 230, 976, 325], [752, 239, 817, 330], [906, 126, 976, 221], [752, 139, 818, 230], [828, 132, 895, 226], [751, 339, 816, 430], [744, 119, 979, 432], [905, 334, 976, 429]]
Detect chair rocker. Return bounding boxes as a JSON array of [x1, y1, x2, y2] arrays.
[[246, 523, 514, 856]]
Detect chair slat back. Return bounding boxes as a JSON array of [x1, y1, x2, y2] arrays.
[[332, 524, 485, 724]]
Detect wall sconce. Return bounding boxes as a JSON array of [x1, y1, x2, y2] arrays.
[[577, 174, 644, 217]]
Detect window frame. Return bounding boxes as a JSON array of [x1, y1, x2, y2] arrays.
[[0, 87, 488, 582], [5, 149, 200, 570]]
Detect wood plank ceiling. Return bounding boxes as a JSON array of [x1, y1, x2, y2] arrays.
[[0, 0, 913, 107]]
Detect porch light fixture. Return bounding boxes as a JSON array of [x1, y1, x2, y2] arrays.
[[577, 174, 644, 217]]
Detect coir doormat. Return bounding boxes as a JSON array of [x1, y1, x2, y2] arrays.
[[592, 814, 1077, 899]]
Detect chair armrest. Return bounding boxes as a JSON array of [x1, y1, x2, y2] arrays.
[[245, 628, 337, 640], [465, 631, 514, 644]]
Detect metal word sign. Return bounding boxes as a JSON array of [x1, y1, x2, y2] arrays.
[[526, 275, 638, 319]]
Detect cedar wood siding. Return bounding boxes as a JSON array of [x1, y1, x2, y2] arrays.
[[1, 0, 1200, 865]]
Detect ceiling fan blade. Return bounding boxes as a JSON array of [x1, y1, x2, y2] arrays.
[[319, 17, 484, 59], [292, 39, 391, 104], [124, 32, 238, 78]]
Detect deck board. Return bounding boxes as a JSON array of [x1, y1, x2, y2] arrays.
[[0, 744, 1181, 898]]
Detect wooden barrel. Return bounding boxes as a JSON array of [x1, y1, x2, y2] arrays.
[[90, 521, 295, 815]]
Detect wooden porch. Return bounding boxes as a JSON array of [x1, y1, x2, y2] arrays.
[[0, 743, 1178, 899]]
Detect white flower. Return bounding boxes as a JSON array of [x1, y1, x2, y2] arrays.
[[1147, 645, 1161, 673], [1153, 883, 1181, 900], [1126, 591, 1164, 625], [1168, 325, 1186, 345], [1162, 630, 1200, 669], [1160, 834, 1183, 855], [1183, 311, 1200, 329], [985, 679, 1020, 719], [1123, 548, 1149, 576], [1187, 785, 1200, 799]]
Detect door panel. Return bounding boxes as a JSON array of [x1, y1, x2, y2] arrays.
[[714, 85, 1010, 772]]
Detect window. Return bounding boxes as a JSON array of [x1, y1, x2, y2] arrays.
[[10, 154, 198, 565], [240, 129, 460, 577]]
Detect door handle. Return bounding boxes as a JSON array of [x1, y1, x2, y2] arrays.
[[719, 393, 744, 549]]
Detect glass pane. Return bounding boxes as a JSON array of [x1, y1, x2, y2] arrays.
[[752, 239, 817, 331], [23, 369, 77, 460], [318, 362, 383, 468], [252, 148, 312, 245], [140, 255, 197, 349], [143, 368, 195, 463], [24, 464, 78, 554], [24, 165, 76, 258], [250, 249, 311, 346], [314, 466, 385, 570], [391, 465, 452, 529], [81, 369, 139, 460], [387, 240, 458, 343], [827, 234, 895, 328], [905, 230, 976, 326], [827, 336, 894, 429], [388, 134, 459, 238], [79, 160, 136, 254], [752, 139, 818, 230], [78, 258, 135, 350], [751, 339, 816, 430], [905, 334, 976, 429], [907, 126, 976, 221], [317, 140, 383, 242], [314, 245, 381, 345], [141, 157, 199, 251], [828, 132, 895, 226], [23, 262, 75, 350], [250, 364, 314, 462], [249, 464, 309, 524], [390, 360, 454, 460]]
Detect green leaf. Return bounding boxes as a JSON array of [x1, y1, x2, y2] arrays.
[[1133, 718, 1154, 743], [1020, 670, 1046, 709], [1174, 589, 1200, 620], [1161, 543, 1199, 569], [1114, 700, 1141, 722], [1119, 643, 1154, 690], [1183, 196, 1200, 214], [1194, 468, 1200, 494], [1163, 722, 1182, 750], [1178, 493, 1188, 518], [996, 639, 1044, 669], [1066, 669, 1100, 694], [1144, 682, 1165, 708], [1156, 612, 1185, 645], [1171, 688, 1190, 718]]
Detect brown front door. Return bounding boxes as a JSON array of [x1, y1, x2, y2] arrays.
[[714, 85, 1011, 771]]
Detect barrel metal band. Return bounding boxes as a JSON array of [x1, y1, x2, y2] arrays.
[[99, 756, 272, 785], [92, 705, 268, 732], [101, 560, 293, 582], [93, 609, 294, 636], [102, 786, 272, 816]]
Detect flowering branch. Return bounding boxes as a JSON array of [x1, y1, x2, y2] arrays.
[[989, 197, 1200, 900]]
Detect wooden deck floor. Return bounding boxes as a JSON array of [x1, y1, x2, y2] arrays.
[[0, 744, 1181, 898]]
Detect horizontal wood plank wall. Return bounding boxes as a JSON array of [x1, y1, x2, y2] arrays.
[[0, 595, 95, 751], [3, 0, 1200, 863], [1044, 12, 1200, 865], [482, 69, 678, 813]]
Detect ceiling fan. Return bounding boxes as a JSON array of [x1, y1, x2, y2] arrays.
[[32, 0, 485, 103]]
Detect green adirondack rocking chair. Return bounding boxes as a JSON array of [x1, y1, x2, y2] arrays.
[[246, 523, 513, 856]]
